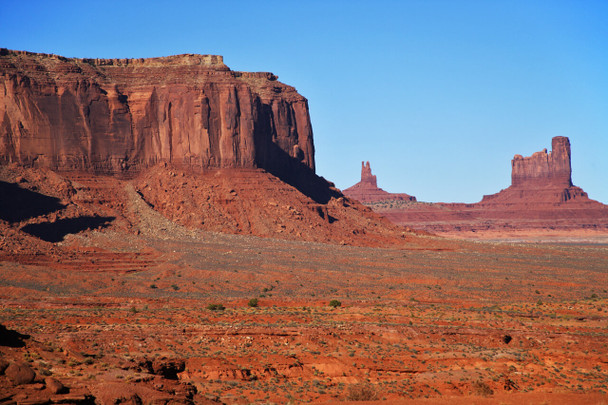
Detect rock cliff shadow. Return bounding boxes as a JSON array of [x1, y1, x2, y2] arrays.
[[0, 324, 29, 348], [0, 181, 66, 222], [260, 144, 342, 205], [21, 216, 115, 242]]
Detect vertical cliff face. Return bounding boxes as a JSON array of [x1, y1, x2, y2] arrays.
[[0, 49, 315, 176], [511, 136, 572, 187]]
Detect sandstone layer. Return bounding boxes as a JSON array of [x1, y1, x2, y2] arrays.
[[343, 161, 416, 203], [0, 49, 314, 179], [361, 137, 608, 238]]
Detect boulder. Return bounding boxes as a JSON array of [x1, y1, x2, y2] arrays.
[[5, 361, 35, 385], [0, 357, 9, 374], [45, 377, 68, 394]]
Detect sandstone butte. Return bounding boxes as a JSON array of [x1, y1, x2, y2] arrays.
[[343, 161, 416, 203], [361, 137, 608, 239], [0, 49, 420, 248], [0, 48, 314, 177]]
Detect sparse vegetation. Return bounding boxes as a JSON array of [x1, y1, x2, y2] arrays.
[[472, 380, 494, 397], [346, 383, 378, 401], [329, 299, 342, 308], [207, 303, 225, 311], [1, 184, 606, 403]]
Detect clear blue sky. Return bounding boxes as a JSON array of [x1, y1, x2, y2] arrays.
[[1, 0, 606, 203]]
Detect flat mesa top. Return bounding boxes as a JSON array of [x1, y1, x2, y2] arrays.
[[0, 48, 230, 70], [0, 48, 285, 89]]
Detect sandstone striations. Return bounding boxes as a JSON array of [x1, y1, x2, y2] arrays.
[[343, 161, 416, 203], [363, 137, 608, 240], [0, 49, 314, 178]]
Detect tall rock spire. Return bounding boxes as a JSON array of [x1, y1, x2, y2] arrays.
[[360, 161, 378, 187], [344, 161, 416, 203]]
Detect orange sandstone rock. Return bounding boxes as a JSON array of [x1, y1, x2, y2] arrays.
[[0, 49, 314, 177]]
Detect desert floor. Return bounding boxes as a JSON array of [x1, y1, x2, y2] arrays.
[[1, 223, 607, 404]]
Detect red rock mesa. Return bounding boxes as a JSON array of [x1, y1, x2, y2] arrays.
[[0, 49, 313, 178], [478, 136, 591, 206]]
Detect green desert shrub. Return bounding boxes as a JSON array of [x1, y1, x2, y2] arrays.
[[207, 303, 225, 311], [248, 298, 259, 308], [329, 299, 342, 308]]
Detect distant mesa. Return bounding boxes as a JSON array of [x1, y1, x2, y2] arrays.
[[510, 136, 572, 188], [360, 137, 608, 238], [343, 161, 416, 203], [479, 136, 590, 205]]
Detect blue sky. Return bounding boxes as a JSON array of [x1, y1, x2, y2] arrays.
[[1, 0, 606, 203]]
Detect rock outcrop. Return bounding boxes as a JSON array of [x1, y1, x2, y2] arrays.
[[343, 161, 416, 203], [365, 137, 608, 239], [0, 49, 314, 178], [511, 136, 572, 188], [480, 136, 588, 205]]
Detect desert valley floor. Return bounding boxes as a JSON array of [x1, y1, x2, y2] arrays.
[[1, 207, 607, 403]]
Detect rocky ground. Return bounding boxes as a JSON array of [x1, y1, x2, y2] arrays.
[[0, 167, 607, 404]]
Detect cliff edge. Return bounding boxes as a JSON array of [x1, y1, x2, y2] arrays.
[[0, 49, 424, 247]]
